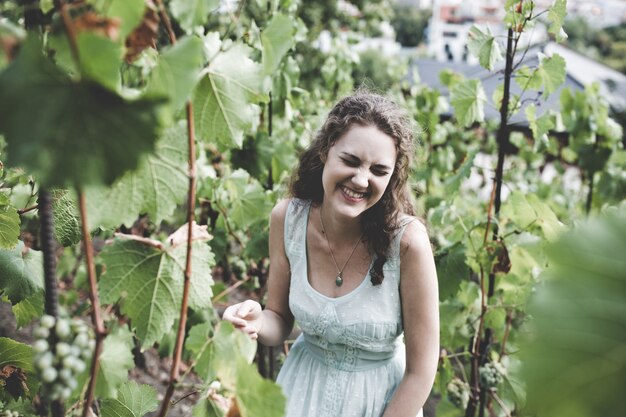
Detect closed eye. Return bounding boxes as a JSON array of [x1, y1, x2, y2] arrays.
[[371, 167, 390, 176], [340, 157, 360, 167]]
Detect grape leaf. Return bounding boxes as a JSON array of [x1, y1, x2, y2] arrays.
[[0, 338, 33, 373], [0, 242, 43, 305], [51, 189, 81, 247], [235, 358, 286, 417], [0, 37, 164, 188], [0, 337, 36, 402], [170, 0, 220, 33], [86, 122, 188, 229], [450, 79, 486, 127], [467, 25, 503, 71], [501, 192, 564, 241], [0, 192, 19, 249], [444, 150, 477, 195], [186, 321, 256, 387], [547, 0, 568, 42], [103, 0, 146, 39], [193, 43, 268, 150], [525, 104, 554, 152], [99, 237, 215, 348], [11, 291, 44, 328], [95, 325, 135, 399], [523, 211, 626, 417], [77, 32, 123, 92], [261, 13, 296, 75], [145, 36, 205, 117], [516, 54, 566, 99], [101, 381, 159, 417], [436, 244, 469, 300]]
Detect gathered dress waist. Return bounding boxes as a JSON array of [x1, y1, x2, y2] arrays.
[[299, 333, 399, 372]]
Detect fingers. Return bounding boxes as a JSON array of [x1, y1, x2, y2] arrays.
[[222, 300, 260, 340]]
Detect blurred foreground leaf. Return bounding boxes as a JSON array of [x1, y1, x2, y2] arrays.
[[522, 210, 626, 417]]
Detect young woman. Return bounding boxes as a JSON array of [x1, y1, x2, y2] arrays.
[[223, 92, 439, 417]]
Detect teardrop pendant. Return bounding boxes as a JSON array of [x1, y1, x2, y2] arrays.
[[335, 275, 343, 287]]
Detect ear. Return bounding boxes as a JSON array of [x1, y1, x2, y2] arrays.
[[319, 150, 327, 164]]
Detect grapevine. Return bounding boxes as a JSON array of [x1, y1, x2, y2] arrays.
[[32, 315, 94, 402]]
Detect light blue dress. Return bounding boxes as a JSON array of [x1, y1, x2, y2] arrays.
[[276, 199, 423, 417]]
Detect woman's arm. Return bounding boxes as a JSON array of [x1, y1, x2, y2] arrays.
[[382, 220, 440, 417], [222, 199, 294, 347]]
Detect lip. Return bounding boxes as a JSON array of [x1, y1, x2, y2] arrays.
[[340, 185, 368, 202]]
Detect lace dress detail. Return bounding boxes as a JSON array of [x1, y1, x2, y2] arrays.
[[276, 199, 423, 417]]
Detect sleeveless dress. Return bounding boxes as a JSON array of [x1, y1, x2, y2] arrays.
[[276, 199, 423, 417]]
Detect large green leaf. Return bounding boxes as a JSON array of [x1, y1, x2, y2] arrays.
[[103, 0, 146, 39], [145, 36, 205, 117], [170, 0, 220, 33], [211, 169, 274, 231], [261, 13, 296, 75], [11, 291, 44, 328], [0, 37, 164, 187], [0, 337, 35, 401], [77, 32, 123, 92], [95, 325, 135, 398], [522, 211, 626, 417], [0, 242, 43, 305], [235, 359, 286, 417], [100, 381, 159, 417], [99, 237, 214, 348], [186, 321, 256, 388], [547, 0, 568, 42], [0, 338, 33, 372], [516, 54, 566, 99], [86, 122, 188, 229], [0, 192, 19, 249], [467, 25, 503, 71], [450, 79, 486, 127], [193, 43, 268, 150]]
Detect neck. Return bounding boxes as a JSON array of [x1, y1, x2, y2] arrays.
[[318, 201, 362, 242]]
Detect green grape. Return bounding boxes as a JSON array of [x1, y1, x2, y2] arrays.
[[56, 342, 71, 357], [40, 314, 55, 329], [33, 315, 95, 402], [41, 367, 58, 383], [55, 320, 71, 339], [33, 339, 49, 353], [33, 326, 49, 339], [479, 361, 506, 390], [447, 377, 470, 409]]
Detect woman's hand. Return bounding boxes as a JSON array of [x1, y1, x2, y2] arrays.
[[222, 300, 264, 339]]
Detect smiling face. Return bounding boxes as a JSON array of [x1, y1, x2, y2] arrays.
[[321, 124, 398, 220]]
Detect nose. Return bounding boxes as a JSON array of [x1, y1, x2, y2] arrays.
[[351, 168, 369, 189]]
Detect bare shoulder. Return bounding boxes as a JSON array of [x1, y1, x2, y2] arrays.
[[399, 217, 432, 258], [270, 198, 291, 225]]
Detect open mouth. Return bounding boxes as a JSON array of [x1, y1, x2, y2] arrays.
[[340, 185, 368, 201]]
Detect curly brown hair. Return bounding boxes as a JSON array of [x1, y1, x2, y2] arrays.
[[289, 91, 416, 285]]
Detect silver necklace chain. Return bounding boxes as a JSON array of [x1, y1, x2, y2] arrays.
[[319, 207, 363, 287]]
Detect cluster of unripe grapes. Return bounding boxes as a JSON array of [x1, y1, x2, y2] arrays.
[[32, 315, 94, 401], [446, 377, 470, 408], [0, 410, 20, 417], [479, 361, 506, 390]]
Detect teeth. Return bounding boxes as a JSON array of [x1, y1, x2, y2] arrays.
[[342, 186, 365, 199]]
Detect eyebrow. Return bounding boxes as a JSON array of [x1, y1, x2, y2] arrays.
[[340, 152, 393, 171]]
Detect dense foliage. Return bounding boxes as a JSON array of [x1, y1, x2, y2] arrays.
[[0, 0, 624, 417]]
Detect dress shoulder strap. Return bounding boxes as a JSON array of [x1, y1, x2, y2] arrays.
[[387, 214, 417, 260], [284, 198, 311, 259]]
